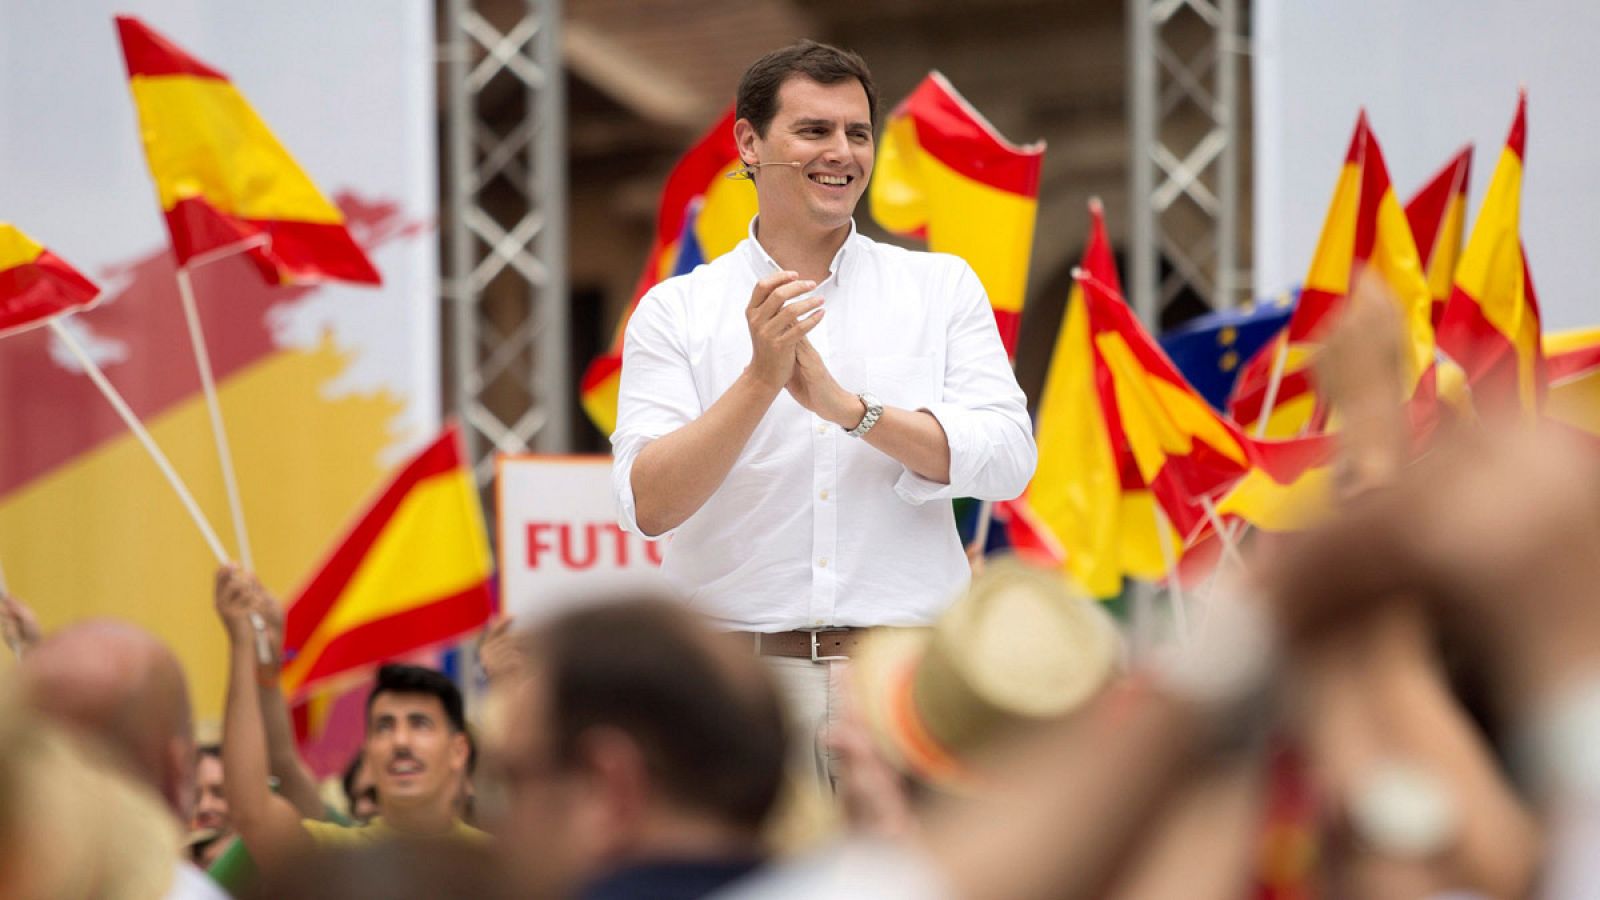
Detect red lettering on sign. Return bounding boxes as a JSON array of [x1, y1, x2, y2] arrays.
[[526, 522, 555, 568], [560, 523, 598, 569], [525, 521, 663, 570]]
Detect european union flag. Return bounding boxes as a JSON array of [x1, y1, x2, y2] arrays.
[[1158, 289, 1298, 411]]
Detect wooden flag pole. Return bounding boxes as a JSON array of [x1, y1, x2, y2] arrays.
[[49, 318, 229, 564], [1199, 495, 1248, 572], [1152, 504, 1189, 643], [1254, 338, 1290, 439], [176, 265, 252, 570]]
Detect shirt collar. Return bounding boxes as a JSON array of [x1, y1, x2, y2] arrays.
[[743, 216, 858, 287]]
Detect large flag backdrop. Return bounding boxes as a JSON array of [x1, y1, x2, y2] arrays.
[[0, 3, 438, 724]]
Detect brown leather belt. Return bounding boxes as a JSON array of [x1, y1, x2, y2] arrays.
[[738, 628, 868, 662]]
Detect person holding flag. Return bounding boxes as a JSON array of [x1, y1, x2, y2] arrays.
[[611, 41, 1035, 789]]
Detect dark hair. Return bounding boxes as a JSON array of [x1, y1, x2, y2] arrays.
[[365, 664, 466, 734], [197, 743, 222, 761], [736, 40, 878, 138], [528, 600, 787, 833]]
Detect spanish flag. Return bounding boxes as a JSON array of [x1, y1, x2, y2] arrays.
[[1230, 112, 1435, 437], [0, 224, 101, 338], [1405, 147, 1473, 327], [871, 72, 1044, 358], [1436, 92, 1544, 415], [1016, 201, 1166, 597], [115, 16, 380, 285], [1079, 269, 1262, 543], [579, 105, 756, 435], [280, 426, 493, 701], [1545, 327, 1600, 438]]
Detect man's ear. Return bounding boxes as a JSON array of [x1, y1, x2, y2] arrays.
[[451, 730, 471, 774], [733, 118, 759, 167], [574, 726, 649, 826]]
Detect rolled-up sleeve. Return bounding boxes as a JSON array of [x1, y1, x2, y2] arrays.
[[611, 288, 699, 538], [894, 260, 1037, 505]]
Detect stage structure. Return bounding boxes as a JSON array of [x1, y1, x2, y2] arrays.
[[442, 0, 571, 488], [1126, 0, 1246, 325]]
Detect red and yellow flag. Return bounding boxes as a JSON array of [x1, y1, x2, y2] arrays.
[[1231, 112, 1435, 437], [1080, 270, 1265, 543], [1405, 147, 1473, 327], [280, 426, 493, 701], [1545, 327, 1600, 438], [115, 16, 380, 285], [1014, 201, 1166, 597], [0, 224, 101, 338], [579, 105, 757, 435], [1436, 92, 1544, 415], [871, 71, 1044, 358]]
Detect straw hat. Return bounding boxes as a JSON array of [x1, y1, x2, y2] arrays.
[[852, 557, 1122, 789]]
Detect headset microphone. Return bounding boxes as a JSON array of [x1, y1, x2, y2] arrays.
[[725, 161, 804, 180]]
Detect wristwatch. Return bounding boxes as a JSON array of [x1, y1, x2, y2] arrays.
[[844, 392, 883, 438]]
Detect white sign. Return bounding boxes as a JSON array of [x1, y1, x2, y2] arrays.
[[1254, 0, 1600, 329], [496, 455, 670, 622]]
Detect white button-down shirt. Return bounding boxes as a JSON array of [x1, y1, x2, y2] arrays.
[[612, 219, 1036, 631]]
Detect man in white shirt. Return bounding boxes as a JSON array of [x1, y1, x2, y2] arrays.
[[612, 40, 1036, 784]]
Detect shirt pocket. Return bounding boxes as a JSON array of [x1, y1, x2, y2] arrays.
[[863, 353, 939, 412]]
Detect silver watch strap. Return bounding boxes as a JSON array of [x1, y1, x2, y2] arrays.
[[845, 392, 882, 438]]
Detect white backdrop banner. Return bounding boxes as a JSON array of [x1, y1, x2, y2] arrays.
[[497, 456, 670, 622], [0, 2, 437, 721], [1253, 0, 1600, 330]]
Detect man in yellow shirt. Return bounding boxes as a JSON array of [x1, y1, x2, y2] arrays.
[[215, 566, 485, 866]]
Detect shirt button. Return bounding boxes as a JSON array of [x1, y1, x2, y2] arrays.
[[816, 423, 828, 434], [818, 557, 829, 568], [819, 489, 829, 501]]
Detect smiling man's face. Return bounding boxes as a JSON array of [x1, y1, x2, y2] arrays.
[[738, 74, 874, 238], [365, 692, 466, 810]]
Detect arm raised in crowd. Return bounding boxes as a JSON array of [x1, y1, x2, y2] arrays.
[[216, 564, 311, 867], [250, 584, 330, 821]]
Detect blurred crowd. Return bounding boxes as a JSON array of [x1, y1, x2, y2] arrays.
[[2, 302, 1598, 900]]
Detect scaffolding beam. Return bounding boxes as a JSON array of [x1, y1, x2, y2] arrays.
[[1127, 0, 1246, 326], [443, 0, 570, 491]]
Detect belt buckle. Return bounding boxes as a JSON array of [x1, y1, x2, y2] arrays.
[[809, 629, 848, 663]]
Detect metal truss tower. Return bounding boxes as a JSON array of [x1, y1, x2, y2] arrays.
[[1127, 0, 1246, 326], [442, 0, 570, 489]]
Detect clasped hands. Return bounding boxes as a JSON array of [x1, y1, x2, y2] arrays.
[[744, 269, 866, 429], [215, 564, 285, 669]]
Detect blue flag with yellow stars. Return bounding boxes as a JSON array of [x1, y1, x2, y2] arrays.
[[1158, 289, 1298, 411]]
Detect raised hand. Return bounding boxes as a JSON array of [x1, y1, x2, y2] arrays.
[[249, 579, 287, 668], [214, 564, 274, 663], [215, 564, 258, 644], [478, 617, 529, 686], [745, 270, 825, 390]]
